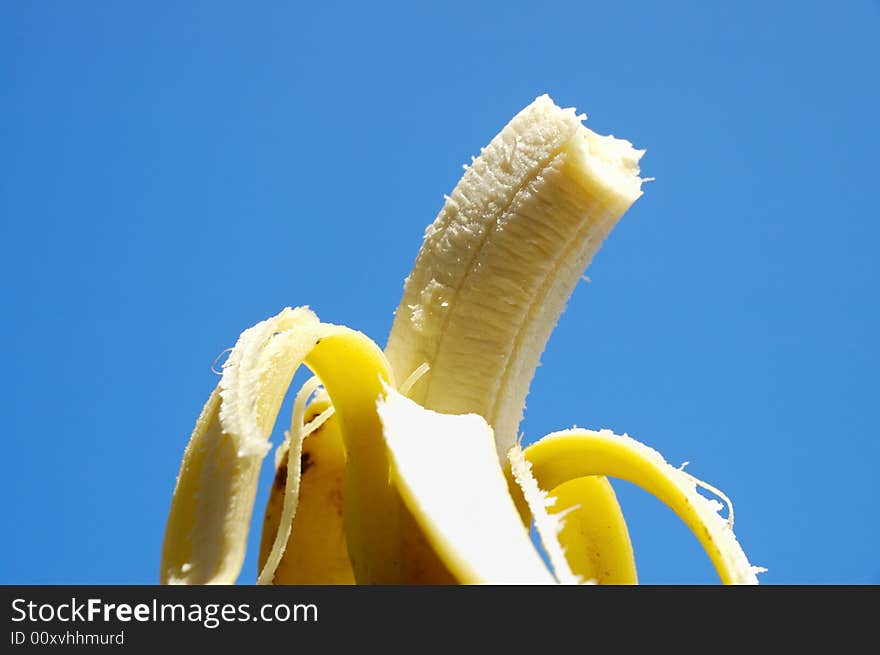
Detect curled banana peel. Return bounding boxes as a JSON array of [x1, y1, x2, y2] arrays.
[[161, 309, 400, 584], [513, 431, 764, 584], [161, 95, 764, 585]]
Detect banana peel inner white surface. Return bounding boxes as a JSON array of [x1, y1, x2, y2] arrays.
[[377, 388, 555, 584]]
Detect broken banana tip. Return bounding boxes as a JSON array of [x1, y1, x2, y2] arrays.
[[162, 94, 762, 585]]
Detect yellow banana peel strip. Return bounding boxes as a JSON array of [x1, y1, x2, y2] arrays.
[[513, 430, 764, 585]]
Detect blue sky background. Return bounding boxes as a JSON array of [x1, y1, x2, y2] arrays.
[[1, 1, 877, 584]]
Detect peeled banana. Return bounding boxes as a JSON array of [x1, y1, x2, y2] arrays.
[[161, 95, 763, 585]]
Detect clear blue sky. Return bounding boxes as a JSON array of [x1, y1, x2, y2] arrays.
[[2, 1, 877, 584]]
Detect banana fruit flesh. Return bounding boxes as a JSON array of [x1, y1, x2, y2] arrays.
[[385, 94, 644, 458], [161, 95, 764, 585]]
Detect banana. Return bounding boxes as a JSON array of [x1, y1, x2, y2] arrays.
[[162, 95, 764, 585], [260, 95, 644, 582]]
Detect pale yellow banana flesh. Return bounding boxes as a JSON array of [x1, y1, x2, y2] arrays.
[[385, 94, 645, 458]]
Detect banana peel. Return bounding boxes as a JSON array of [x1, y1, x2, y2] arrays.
[[161, 95, 764, 585]]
